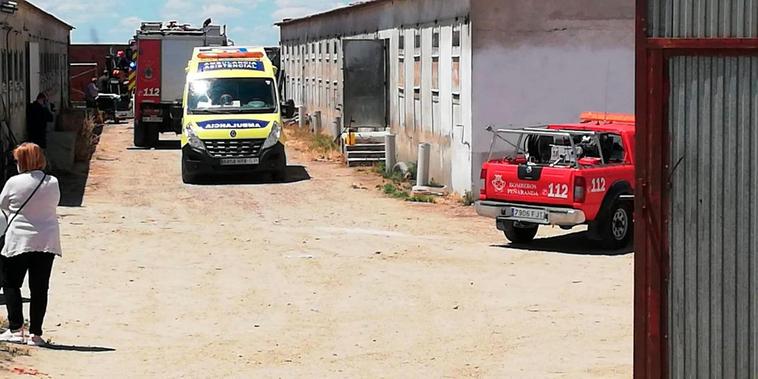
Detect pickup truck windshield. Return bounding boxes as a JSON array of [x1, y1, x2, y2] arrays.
[[188, 78, 277, 115]]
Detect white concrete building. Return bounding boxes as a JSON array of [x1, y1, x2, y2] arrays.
[[278, 0, 634, 195], [0, 0, 72, 141]]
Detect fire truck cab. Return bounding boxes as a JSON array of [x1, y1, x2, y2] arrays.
[[132, 21, 228, 147]]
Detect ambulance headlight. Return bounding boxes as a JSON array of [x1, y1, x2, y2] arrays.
[[262, 121, 282, 149], [185, 124, 205, 150]]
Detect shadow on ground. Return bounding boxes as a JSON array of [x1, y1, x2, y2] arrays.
[[55, 161, 90, 207], [40, 343, 115, 352], [125, 139, 181, 151], [493, 230, 634, 256], [190, 165, 311, 186]]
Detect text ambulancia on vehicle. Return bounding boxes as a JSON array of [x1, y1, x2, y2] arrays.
[[475, 113, 636, 249], [181, 47, 295, 183]]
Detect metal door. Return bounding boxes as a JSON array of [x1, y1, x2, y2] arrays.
[[343, 39, 387, 129]]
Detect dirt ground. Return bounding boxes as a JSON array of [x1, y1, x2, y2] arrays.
[[7, 122, 633, 378]]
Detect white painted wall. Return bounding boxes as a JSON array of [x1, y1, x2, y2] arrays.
[[0, 2, 70, 142], [279, 0, 472, 193], [279, 0, 633, 197], [469, 0, 635, 195]]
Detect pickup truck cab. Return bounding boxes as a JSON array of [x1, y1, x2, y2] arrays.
[[475, 113, 635, 249]]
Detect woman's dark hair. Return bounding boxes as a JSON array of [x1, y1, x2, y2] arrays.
[[36, 93, 46, 101]]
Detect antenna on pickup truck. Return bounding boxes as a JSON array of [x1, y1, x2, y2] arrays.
[[602, 59, 610, 123]]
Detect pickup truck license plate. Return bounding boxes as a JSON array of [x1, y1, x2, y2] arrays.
[[510, 207, 547, 222], [220, 158, 259, 166]]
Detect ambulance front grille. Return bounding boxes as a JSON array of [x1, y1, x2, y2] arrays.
[[204, 139, 266, 158]]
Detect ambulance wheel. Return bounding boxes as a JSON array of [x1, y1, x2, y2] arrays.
[[600, 199, 633, 250], [181, 159, 200, 184], [503, 221, 538, 244]]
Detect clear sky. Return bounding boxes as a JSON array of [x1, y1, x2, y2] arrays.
[[30, 0, 346, 45]]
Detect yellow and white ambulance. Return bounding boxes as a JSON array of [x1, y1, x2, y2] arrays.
[[180, 46, 294, 183]]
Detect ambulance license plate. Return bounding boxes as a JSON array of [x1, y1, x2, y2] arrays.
[[220, 158, 259, 166], [510, 207, 547, 222]]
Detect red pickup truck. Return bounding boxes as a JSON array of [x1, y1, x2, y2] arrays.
[[475, 113, 635, 249]]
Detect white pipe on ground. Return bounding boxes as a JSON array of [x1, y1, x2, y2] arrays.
[[385, 134, 396, 174], [416, 143, 431, 186], [298, 106, 306, 129]]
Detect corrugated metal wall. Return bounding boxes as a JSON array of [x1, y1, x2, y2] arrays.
[[648, 0, 758, 37], [668, 55, 758, 379]]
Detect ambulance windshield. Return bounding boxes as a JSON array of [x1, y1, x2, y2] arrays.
[[188, 78, 277, 114]]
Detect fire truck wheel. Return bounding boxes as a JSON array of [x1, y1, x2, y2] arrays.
[[503, 221, 538, 244], [600, 199, 633, 250], [134, 121, 148, 147]]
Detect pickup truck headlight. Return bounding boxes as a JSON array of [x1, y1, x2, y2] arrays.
[[262, 121, 282, 150], [185, 124, 205, 150]]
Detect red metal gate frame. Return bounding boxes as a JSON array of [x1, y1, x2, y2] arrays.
[[635, 1, 758, 378]]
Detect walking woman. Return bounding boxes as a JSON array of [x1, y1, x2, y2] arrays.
[[0, 143, 61, 346]]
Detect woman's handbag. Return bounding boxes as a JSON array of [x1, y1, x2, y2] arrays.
[[0, 174, 47, 251]]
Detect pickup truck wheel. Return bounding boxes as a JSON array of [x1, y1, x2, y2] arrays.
[[601, 200, 633, 249], [503, 221, 538, 244]]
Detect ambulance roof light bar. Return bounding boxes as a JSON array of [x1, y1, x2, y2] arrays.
[[197, 49, 264, 59]]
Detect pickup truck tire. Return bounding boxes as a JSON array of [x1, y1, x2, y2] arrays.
[[600, 199, 633, 250], [503, 221, 539, 244]]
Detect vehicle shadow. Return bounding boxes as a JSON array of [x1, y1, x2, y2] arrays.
[[40, 343, 115, 352], [192, 165, 311, 186], [125, 140, 181, 151], [493, 230, 634, 256]]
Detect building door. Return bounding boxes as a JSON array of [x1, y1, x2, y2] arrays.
[[342, 39, 387, 129], [27, 42, 40, 103]]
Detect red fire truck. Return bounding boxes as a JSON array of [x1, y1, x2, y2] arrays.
[[475, 113, 635, 249], [132, 21, 229, 147]]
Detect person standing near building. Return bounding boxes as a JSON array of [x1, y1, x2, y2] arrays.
[[26, 93, 54, 150], [97, 70, 110, 93], [0, 143, 62, 346], [85, 77, 99, 109]]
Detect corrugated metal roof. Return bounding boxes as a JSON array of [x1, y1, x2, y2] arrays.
[[647, 0, 758, 38], [276, 0, 389, 26]]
